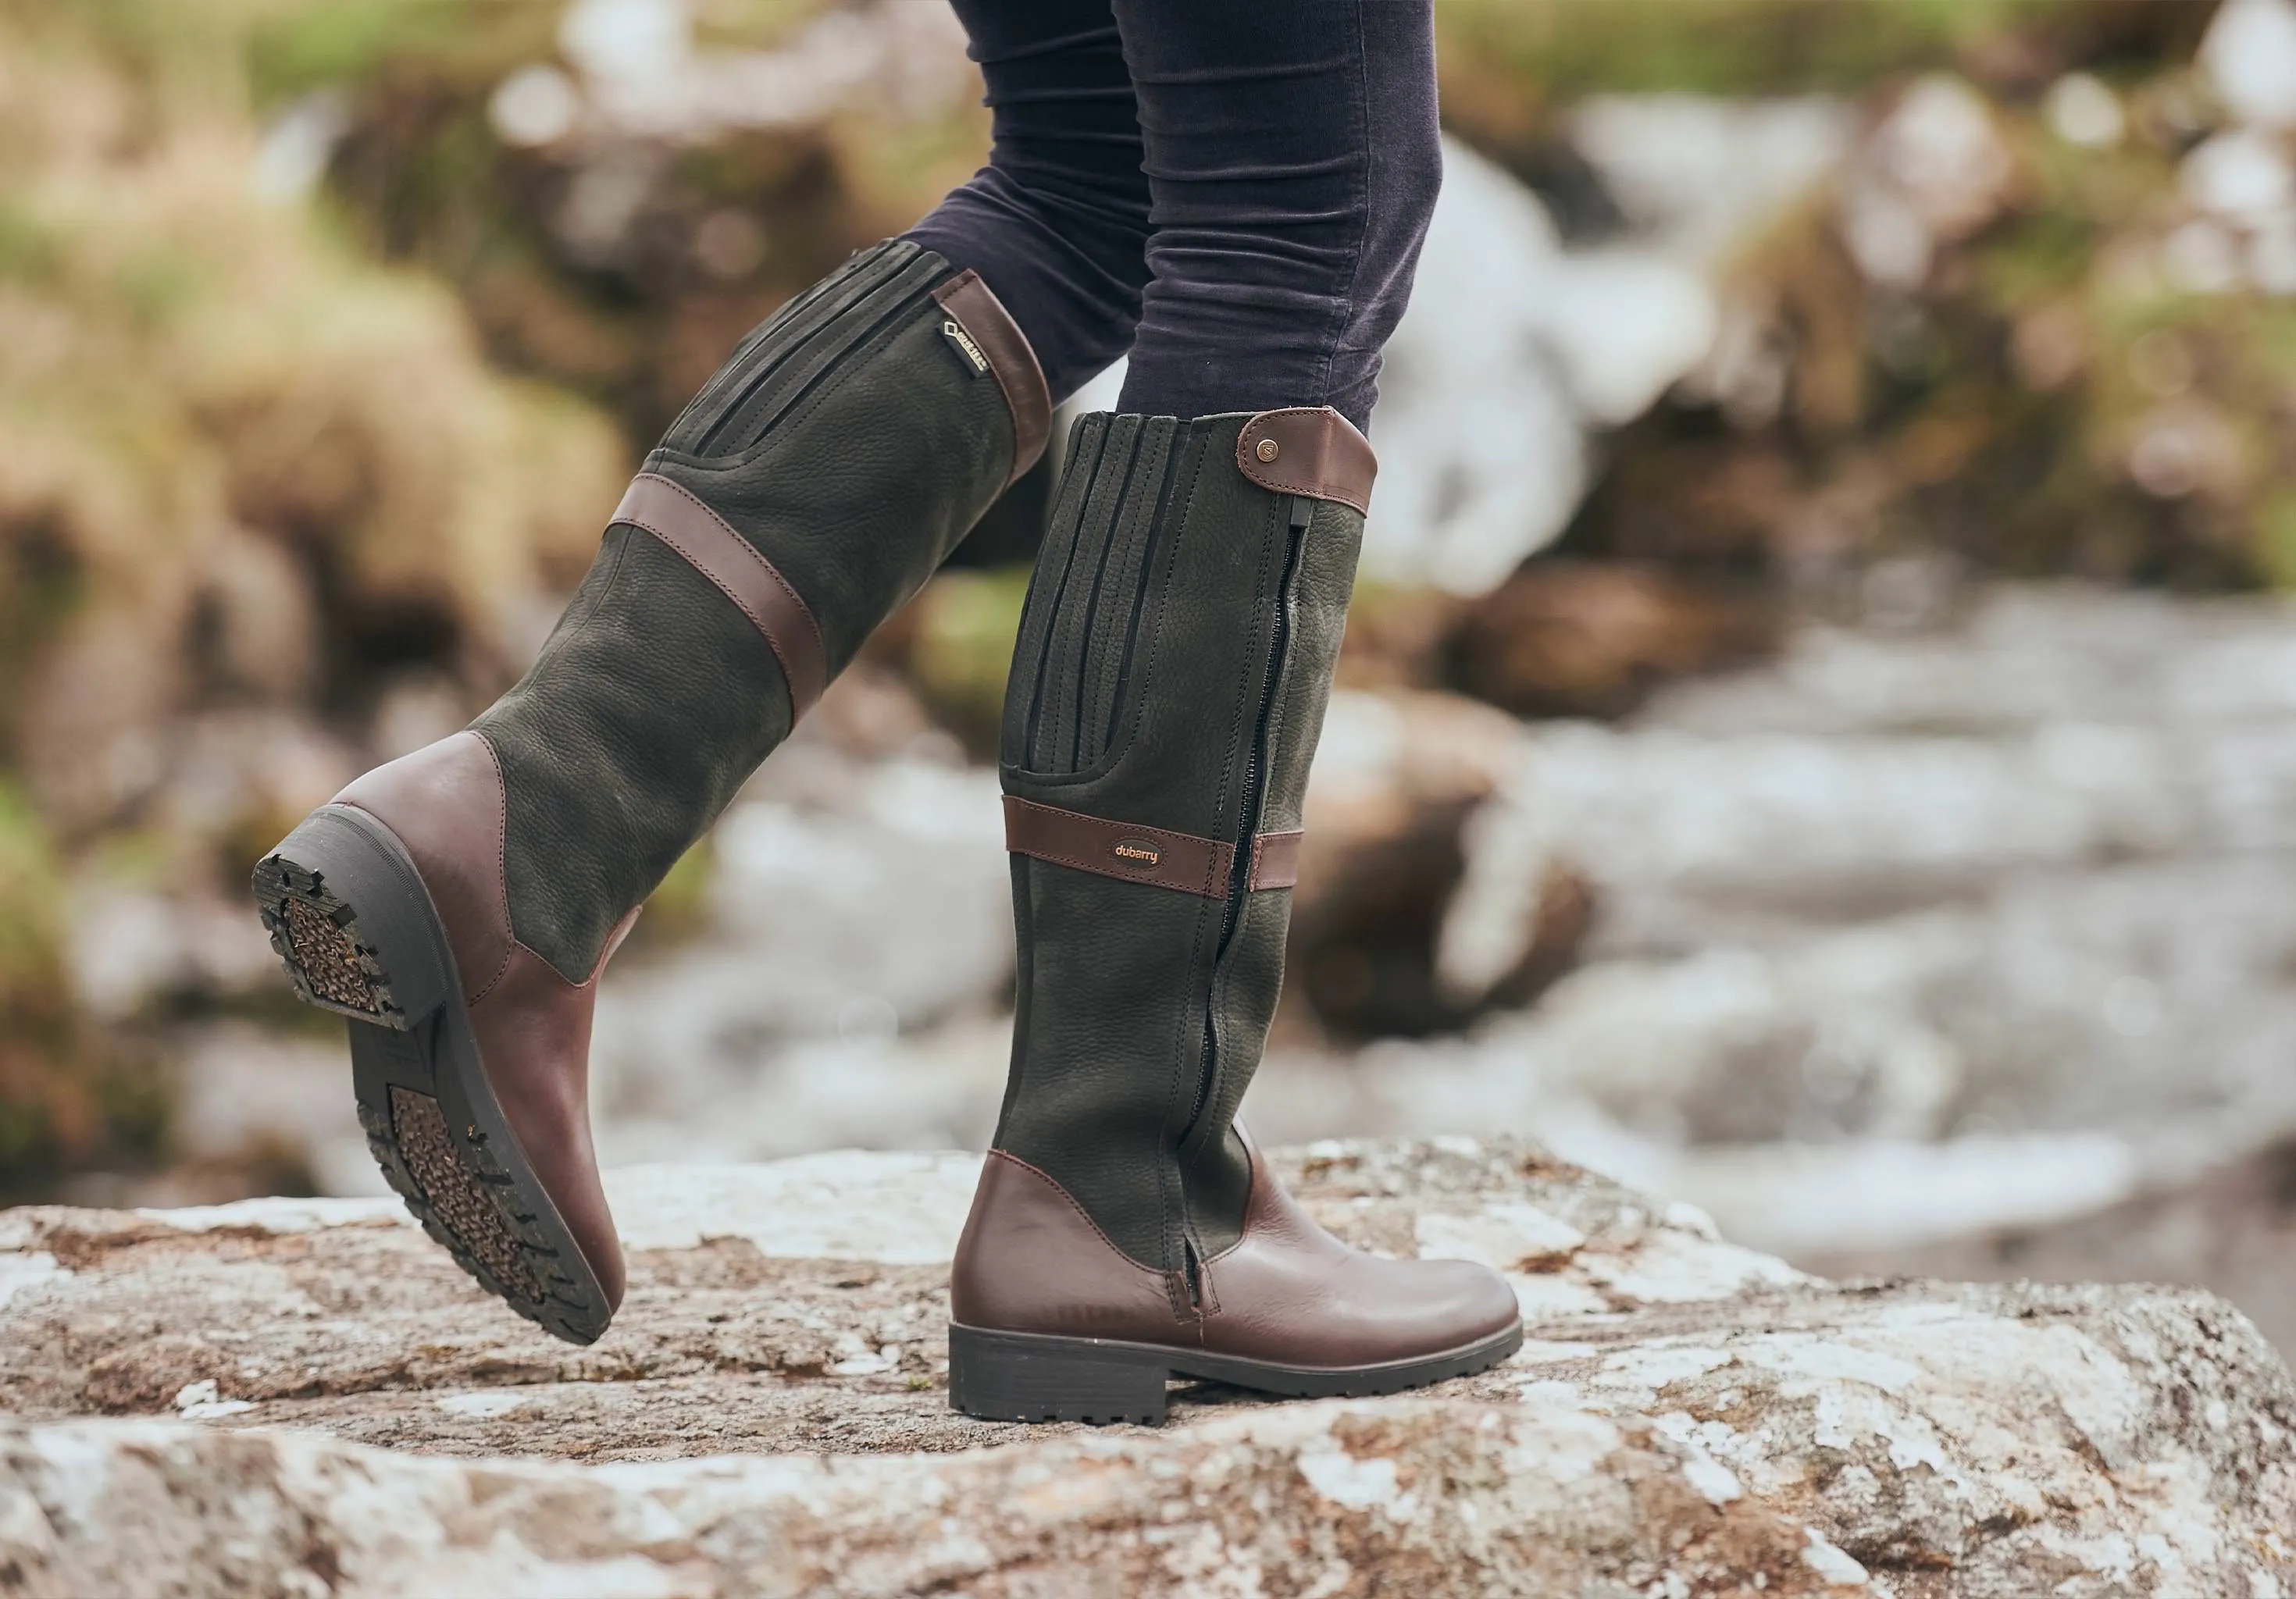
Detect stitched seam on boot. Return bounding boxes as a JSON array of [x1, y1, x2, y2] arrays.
[[1188, 946, 1239, 1173], [1004, 422, 1195, 791], [1160, 439, 1232, 1287], [623, 515, 808, 713], [676, 252, 941, 465], [623, 474, 825, 678], [665, 242, 908, 453], [1193, 1248, 1222, 1319], [585, 905, 642, 985], [468, 528, 632, 988], [984, 1149, 1166, 1277], [1237, 411, 1374, 514], [1185, 500, 1300, 1176], [1068, 426, 1147, 771], [464, 730, 519, 1005], [1017, 421, 1107, 769], [1101, 420, 1182, 764], [1202, 1132, 1257, 1268], [1164, 1270, 1197, 1326], [1177, 490, 1285, 1266], [726, 289, 940, 473], [1149, 439, 1214, 1280], [1002, 798, 1230, 898]]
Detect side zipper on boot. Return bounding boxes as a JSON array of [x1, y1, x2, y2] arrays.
[[1186, 493, 1314, 1140], [1222, 493, 1315, 929]]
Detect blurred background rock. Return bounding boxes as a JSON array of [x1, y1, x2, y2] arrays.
[[7, 0, 2296, 1357]]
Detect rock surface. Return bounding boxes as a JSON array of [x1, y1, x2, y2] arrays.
[[2, 1141, 2291, 1596], [1396, 586, 2296, 1355]]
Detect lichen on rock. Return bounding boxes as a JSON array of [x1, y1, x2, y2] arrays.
[[1, 1138, 2288, 1595]]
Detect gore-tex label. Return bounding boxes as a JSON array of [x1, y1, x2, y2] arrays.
[[942, 319, 990, 377]]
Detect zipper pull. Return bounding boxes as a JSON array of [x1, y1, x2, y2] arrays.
[[1181, 1236, 1214, 1316], [1289, 495, 1314, 534]]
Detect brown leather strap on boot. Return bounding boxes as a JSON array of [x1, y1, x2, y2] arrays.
[[1001, 796, 1301, 896]]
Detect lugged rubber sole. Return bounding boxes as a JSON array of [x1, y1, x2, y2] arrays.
[[251, 805, 613, 1345], [947, 1319, 1524, 1426]]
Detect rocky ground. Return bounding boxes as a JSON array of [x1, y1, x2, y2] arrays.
[[2, 1139, 2291, 1597]]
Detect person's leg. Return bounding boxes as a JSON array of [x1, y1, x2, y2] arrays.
[[904, 0, 1153, 404], [256, 236, 1048, 1345], [249, 0, 1165, 1344], [1114, 0, 1441, 430], [949, 2, 1519, 1425]]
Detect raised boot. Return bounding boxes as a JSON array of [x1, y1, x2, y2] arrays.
[[949, 408, 1523, 1423], [251, 240, 1048, 1344]]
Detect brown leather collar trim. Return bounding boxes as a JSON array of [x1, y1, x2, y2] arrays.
[[933, 271, 1051, 488], [1235, 408, 1378, 515], [1248, 830, 1303, 892], [610, 472, 829, 718], [1004, 796, 1302, 899]]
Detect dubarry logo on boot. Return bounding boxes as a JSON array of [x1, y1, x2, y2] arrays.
[[1111, 839, 1160, 867], [942, 319, 989, 376]]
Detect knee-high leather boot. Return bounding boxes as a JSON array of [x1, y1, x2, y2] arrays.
[[950, 408, 1521, 1423], [251, 240, 1048, 1344]]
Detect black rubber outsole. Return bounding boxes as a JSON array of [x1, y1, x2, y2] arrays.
[[251, 805, 613, 1346], [947, 1319, 1525, 1426]]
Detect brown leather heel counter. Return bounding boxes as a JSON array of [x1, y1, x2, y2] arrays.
[[336, 732, 629, 1316], [950, 1151, 1182, 1341], [333, 731, 513, 1003]]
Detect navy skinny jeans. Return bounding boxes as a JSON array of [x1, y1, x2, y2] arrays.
[[903, 0, 1439, 432]]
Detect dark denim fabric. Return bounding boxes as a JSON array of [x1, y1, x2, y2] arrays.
[[902, 0, 1439, 430]]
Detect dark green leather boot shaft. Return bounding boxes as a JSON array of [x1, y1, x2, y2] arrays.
[[951, 407, 1521, 1424], [996, 407, 1371, 1271], [482, 239, 1048, 981], [255, 240, 1047, 1344]]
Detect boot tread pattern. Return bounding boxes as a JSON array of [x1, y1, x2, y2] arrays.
[[252, 856, 399, 1022], [383, 1087, 545, 1304], [255, 846, 608, 1346], [353, 1077, 604, 1346]]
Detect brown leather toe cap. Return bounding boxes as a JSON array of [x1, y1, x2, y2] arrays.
[[950, 1132, 1523, 1371], [1197, 1149, 1522, 1368]]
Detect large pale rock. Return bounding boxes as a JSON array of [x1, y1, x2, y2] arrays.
[[1642, 586, 2296, 738], [1428, 853, 2296, 1162], [1801, 1137, 2296, 1378], [1445, 715, 2296, 985], [2202, 0, 2296, 133], [1419, 589, 2296, 1298], [1368, 141, 1715, 596], [1061, 140, 1725, 598], [2, 1142, 2290, 1595], [586, 743, 1014, 1166], [1287, 690, 1592, 1035]]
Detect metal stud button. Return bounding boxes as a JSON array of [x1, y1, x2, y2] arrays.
[[1255, 438, 1280, 463]]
